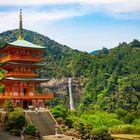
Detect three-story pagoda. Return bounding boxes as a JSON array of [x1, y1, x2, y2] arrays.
[[0, 9, 53, 108]]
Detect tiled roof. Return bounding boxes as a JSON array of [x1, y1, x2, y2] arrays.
[[7, 39, 45, 49], [5, 77, 49, 82]]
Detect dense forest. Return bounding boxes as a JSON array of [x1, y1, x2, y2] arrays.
[[0, 29, 140, 139]]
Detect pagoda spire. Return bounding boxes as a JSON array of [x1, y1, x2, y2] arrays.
[[18, 9, 24, 40]]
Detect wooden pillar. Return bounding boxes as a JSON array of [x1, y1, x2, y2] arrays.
[[35, 99, 38, 108], [43, 99, 45, 108], [19, 87, 21, 96]]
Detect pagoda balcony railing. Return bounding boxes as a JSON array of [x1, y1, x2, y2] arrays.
[[0, 54, 41, 63], [4, 72, 38, 77], [0, 93, 54, 99]]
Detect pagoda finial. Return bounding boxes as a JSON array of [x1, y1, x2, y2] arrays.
[[18, 9, 24, 40]]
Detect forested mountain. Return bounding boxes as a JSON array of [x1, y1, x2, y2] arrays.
[[0, 29, 140, 139], [77, 41, 140, 123], [0, 29, 140, 119]]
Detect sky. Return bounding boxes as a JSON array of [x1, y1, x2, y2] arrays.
[[0, 0, 140, 52]]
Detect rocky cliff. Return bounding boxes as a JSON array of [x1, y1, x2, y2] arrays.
[[41, 77, 84, 108]]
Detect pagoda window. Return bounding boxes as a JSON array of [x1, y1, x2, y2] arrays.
[[13, 88, 18, 96], [15, 68, 19, 71], [20, 50, 26, 54], [23, 88, 27, 93], [14, 83, 18, 86], [14, 87, 18, 92], [27, 68, 31, 71], [29, 83, 32, 86], [22, 88, 28, 96], [16, 50, 19, 54], [11, 50, 14, 54], [29, 92, 33, 96], [24, 83, 27, 86], [27, 83, 30, 86], [27, 51, 30, 55]]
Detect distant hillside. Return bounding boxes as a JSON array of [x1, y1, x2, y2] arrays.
[[90, 50, 100, 55]]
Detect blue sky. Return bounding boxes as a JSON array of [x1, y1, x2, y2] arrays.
[[0, 0, 140, 52]]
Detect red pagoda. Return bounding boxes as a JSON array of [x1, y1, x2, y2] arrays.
[[0, 9, 53, 108]]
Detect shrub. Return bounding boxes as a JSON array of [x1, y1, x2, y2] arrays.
[[0, 84, 5, 94], [110, 124, 134, 134], [133, 126, 140, 134], [14, 128, 21, 136], [5, 107, 25, 133], [80, 111, 122, 128], [26, 123, 37, 136], [93, 126, 112, 140], [51, 105, 68, 119], [133, 118, 140, 126], [4, 99, 14, 112], [73, 118, 94, 139]]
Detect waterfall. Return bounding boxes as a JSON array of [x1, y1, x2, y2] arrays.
[[68, 77, 75, 110]]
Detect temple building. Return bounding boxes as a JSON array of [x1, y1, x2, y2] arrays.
[[0, 9, 53, 108]]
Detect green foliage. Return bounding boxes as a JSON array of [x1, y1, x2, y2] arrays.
[[0, 84, 5, 94], [26, 123, 37, 136], [80, 111, 122, 128], [133, 119, 140, 126], [0, 69, 5, 94], [73, 121, 93, 140], [93, 126, 111, 140], [5, 107, 26, 135], [0, 68, 6, 78], [4, 99, 14, 112], [51, 105, 68, 119], [111, 124, 140, 134], [78, 40, 140, 123], [71, 52, 93, 76]]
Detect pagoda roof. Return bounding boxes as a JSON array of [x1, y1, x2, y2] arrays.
[[0, 62, 46, 67], [5, 77, 49, 82], [2, 39, 46, 49]]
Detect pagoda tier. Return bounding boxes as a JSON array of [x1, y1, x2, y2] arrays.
[[0, 78, 53, 108], [3, 77, 49, 82], [0, 62, 46, 69], [0, 62, 46, 78], [0, 40, 46, 63]]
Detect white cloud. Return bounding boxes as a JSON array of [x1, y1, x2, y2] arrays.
[[0, 8, 87, 33], [0, 0, 140, 13]]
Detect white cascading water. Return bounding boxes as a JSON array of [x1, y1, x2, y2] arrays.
[[68, 77, 75, 110]]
